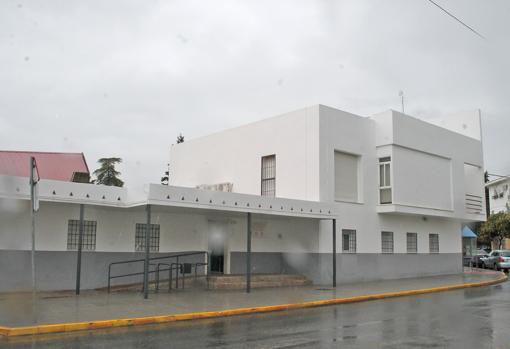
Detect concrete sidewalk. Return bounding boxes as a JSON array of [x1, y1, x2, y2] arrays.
[[0, 269, 505, 330]]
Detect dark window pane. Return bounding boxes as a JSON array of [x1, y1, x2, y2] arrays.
[[261, 155, 276, 197]]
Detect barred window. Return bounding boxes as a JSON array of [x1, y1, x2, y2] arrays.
[[381, 231, 394, 253], [429, 234, 439, 253], [67, 220, 96, 251], [135, 223, 160, 252], [342, 229, 356, 253], [407, 232, 418, 253], [261, 155, 276, 197]]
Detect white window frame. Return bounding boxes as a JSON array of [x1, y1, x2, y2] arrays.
[[379, 157, 392, 204]]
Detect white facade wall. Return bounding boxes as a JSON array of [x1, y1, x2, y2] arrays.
[[391, 147, 452, 211], [316, 106, 379, 254], [170, 106, 321, 201], [170, 105, 485, 256], [372, 110, 485, 219]]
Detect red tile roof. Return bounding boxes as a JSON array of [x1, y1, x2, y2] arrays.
[[0, 150, 90, 182]]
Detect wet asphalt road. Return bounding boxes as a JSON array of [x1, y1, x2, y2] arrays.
[[2, 280, 510, 349]]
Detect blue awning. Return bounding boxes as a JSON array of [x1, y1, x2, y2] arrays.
[[462, 226, 477, 238]]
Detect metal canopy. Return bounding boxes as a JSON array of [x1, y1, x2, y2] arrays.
[[0, 177, 337, 220], [147, 185, 336, 220]]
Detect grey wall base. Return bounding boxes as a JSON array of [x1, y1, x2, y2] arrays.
[[0, 250, 462, 292], [0, 250, 203, 292], [230, 252, 463, 285]]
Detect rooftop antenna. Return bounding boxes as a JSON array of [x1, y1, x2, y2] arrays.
[[398, 90, 405, 113]]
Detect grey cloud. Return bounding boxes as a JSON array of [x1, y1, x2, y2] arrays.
[[1, 0, 509, 186]]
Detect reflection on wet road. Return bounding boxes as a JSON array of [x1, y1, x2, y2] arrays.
[[2, 280, 510, 348]]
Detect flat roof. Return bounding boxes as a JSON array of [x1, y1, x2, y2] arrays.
[[0, 175, 336, 220]]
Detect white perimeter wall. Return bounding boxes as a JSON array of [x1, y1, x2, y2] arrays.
[[0, 200, 321, 273], [0, 198, 458, 258], [0, 201, 211, 252]]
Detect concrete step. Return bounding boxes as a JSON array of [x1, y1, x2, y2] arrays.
[[106, 275, 206, 293], [106, 274, 311, 292], [208, 274, 311, 289]]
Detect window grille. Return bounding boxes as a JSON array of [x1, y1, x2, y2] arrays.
[[135, 223, 160, 252], [429, 234, 439, 253], [342, 229, 356, 253], [407, 232, 418, 253], [381, 231, 394, 253], [261, 155, 276, 197], [67, 219, 96, 250]]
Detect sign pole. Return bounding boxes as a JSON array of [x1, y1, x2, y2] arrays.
[[29, 157, 37, 296], [76, 204, 85, 295], [143, 204, 151, 299]]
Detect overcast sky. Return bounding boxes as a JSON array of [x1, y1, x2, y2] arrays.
[[1, 0, 509, 187]]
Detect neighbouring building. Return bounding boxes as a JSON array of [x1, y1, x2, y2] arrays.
[[0, 150, 90, 182], [0, 105, 486, 292], [486, 177, 510, 249]]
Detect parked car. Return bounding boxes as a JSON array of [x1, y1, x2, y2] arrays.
[[471, 250, 490, 268], [484, 250, 510, 271]]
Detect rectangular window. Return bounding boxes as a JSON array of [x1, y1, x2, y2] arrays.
[[67, 220, 97, 250], [379, 157, 392, 204], [407, 232, 418, 253], [135, 223, 160, 252], [334, 151, 359, 202], [261, 155, 276, 197], [342, 229, 356, 253], [381, 231, 394, 253], [429, 234, 439, 253]]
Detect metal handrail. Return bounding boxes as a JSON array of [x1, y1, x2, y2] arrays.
[[107, 251, 208, 293], [155, 262, 209, 292], [155, 263, 171, 292], [170, 263, 183, 289]]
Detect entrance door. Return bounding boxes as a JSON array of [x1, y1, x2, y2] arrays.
[[208, 222, 227, 274]]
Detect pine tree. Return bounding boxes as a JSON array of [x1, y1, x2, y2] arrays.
[[93, 158, 124, 187]]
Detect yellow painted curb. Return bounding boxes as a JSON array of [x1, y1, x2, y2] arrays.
[[1, 273, 507, 337]]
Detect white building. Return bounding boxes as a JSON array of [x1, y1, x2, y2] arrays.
[[486, 177, 510, 249], [487, 177, 510, 214], [0, 105, 486, 292]]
